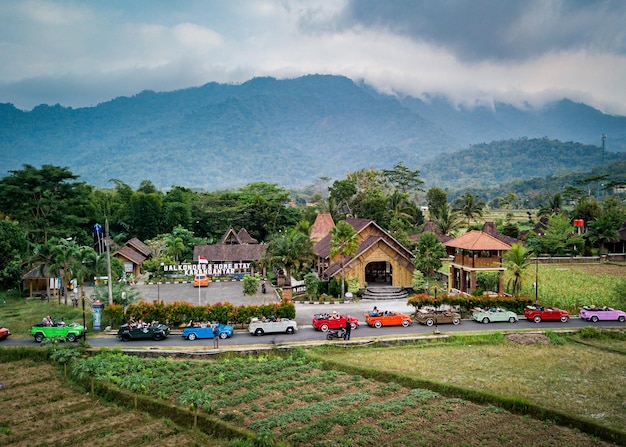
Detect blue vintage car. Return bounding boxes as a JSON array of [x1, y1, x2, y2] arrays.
[[182, 323, 233, 341]]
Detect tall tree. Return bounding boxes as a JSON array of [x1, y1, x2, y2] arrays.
[[329, 221, 360, 300], [0, 164, 91, 244], [452, 191, 485, 228], [503, 242, 533, 296], [542, 213, 584, 256], [432, 202, 463, 236], [265, 227, 314, 287], [382, 162, 424, 194], [426, 188, 448, 220], [0, 220, 28, 289], [413, 232, 446, 279]]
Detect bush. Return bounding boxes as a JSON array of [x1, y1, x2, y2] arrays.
[[103, 303, 124, 326]]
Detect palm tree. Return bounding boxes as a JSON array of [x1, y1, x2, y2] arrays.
[[164, 234, 186, 261], [538, 193, 563, 217], [49, 238, 80, 305], [71, 245, 98, 301], [386, 191, 416, 226], [265, 227, 314, 287], [432, 203, 463, 236], [329, 221, 360, 300], [503, 242, 533, 296], [452, 191, 485, 228], [414, 232, 446, 279]]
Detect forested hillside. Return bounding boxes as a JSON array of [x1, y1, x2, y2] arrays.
[[2, 75, 625, 190]]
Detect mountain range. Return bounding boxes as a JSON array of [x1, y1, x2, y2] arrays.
[[1, 74, 625, 191]]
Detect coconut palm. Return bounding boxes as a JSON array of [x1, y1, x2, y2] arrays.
[[414, 232, 446, 279], [329, 221, 360, 300], [432, 203, 463, 236], [452, 191, 485, 228], [503, 242, 533, 296], [265, 227, 314, 287]]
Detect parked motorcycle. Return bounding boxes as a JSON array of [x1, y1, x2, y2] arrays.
[[326, 328, 346, 340]]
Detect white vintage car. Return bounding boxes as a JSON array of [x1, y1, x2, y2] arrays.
[[248, 317, 298, 336]]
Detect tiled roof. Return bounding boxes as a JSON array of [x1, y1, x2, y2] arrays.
[[23, 264, 51, 279], [195, 244, 267, 262], [310, 213, 335, 242], [445, 230, 512, 251], [420, 220, 453, 243]]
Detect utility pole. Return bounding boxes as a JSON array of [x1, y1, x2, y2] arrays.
[[601, 134, 607, 199], [105, 218, 113, 305]]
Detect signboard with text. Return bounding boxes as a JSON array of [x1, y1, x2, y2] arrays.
[[164, 262, 251, 276]]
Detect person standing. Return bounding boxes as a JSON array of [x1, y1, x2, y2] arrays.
[[343, 319, 351, 340], [212, 324, 220, 349]]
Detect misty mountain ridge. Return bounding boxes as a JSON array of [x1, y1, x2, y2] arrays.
[[1, 74, 625, 191]]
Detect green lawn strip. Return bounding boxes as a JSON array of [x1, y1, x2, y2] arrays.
[[308, 350, 626, 445]]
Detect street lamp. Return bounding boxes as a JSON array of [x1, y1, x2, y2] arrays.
[[158, 263, 164, 304], [81, 291, 87, 342]]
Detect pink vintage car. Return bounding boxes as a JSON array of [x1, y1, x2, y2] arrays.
[[579, 306, 626, 323]]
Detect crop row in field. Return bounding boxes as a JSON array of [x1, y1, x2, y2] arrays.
[[71, 349, 617, 446]]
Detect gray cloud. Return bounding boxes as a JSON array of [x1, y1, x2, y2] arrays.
[[343, 0, 626, 61]]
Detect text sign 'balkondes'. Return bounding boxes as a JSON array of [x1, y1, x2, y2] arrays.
[[164, 262, 251, 276]]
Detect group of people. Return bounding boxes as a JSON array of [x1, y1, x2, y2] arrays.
[[318, 311, 343, 320], [42, 315, 53, 326], [127, 317, 152, 329]]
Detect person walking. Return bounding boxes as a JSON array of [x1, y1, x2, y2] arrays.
[[343, 319, 351, 340]]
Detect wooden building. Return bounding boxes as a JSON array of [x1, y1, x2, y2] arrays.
[[445, 230, 512, 295], [314, 218, 414, 288]]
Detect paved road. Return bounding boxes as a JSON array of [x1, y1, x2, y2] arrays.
[[6, 281, 625, 350]]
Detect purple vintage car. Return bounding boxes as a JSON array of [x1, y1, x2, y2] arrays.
[[579, 306, 626, 323]]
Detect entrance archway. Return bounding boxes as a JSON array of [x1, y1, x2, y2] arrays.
[[364, 261, 392, 286]]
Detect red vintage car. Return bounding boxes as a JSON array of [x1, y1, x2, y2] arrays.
[[0, 325, 10, 341], [365, 310, 412, 328], [524, 305, 569, 323], [312, 313, 359, 331]]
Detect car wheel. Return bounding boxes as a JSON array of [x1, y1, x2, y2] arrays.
[[122, 334, 131, 341], [509, 317, 517, 323], [66, 333, 77, 342], [351, 322, 357, 330], [452, 318, 461, 325], [425, 318, 434, 327], [619, 316, 625, 323], [374, 320, 383, 328], [401, 319, 410, 327], [591, 316, 599, 323], [34, 332, 45, 343], [219, 332, 228, 339], [254, 328, 264, 336], [326, 333, 334, 340], [533, 315, 542, 323], [320, 324, 329, 332], [187, 333, 197, 341], [286, 327, 295, 334], [482, 317, 490, 324], [153, 333, 164, 341], [560, 315, 569, 323]]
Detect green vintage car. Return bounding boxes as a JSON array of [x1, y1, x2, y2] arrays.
[[471, 307, 518, 324], [117, 323, 170, 341], [31, 321, 86, 343]]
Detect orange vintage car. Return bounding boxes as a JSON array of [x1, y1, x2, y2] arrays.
[[365, 310, 412, 328]]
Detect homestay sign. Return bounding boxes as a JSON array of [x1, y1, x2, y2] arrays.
[[163, 262, 251, 276]]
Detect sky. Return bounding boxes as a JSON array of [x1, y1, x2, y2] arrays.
[[1, 0, 625, 115]]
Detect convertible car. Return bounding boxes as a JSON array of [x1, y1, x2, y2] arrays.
[[416, 309, 461, 326], [117, 323, 170, 341], [182, 323, 233, 340], [523, 305, 569, 323], [365, 310, 412, 328], [0, 324, 11, 341], [31, 321, 86, 343], [579, 306, 626, 323], [472, 307, 518, 324], [248, 317, 298, 336], [312, 313, 359, 331]]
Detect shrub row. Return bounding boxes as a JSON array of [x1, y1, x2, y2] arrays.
[[407, 293, 534, 314], [103, 300, 296, 328]]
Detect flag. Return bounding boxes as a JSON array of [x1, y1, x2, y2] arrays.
[[198, 256, 208, 264]]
